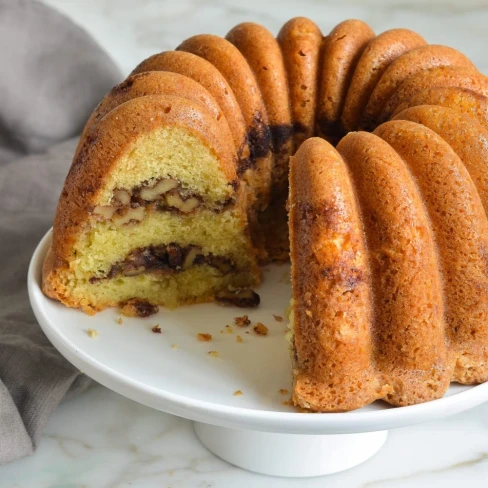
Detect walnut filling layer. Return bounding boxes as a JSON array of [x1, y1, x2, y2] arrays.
[[93, 177, 234, 225], [89, 243, 237, 283]]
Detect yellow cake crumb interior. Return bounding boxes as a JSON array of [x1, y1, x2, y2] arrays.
[[99, 126, 232, 205]]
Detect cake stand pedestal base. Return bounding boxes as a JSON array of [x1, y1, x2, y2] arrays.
[[193, 422, 388, 477]]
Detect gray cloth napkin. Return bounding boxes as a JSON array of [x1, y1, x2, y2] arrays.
[[0, 0, 122, 464]]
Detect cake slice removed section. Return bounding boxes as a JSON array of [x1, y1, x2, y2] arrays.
[[43, 94, 260, 315], [288, 138, 390, 412]]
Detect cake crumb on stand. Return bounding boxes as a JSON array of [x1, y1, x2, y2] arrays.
[[208, 350, 219, 358], [234, 315, 251, 327], [151, 324, 162, 333], [87, 328, 98, 338], [197, 332, 212, 341], [253, 322, 268, 335], [233, 390, 243, 396]]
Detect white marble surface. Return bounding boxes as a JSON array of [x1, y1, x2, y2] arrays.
[[4, 0, 488, 485], [2, 384, 488, 487]]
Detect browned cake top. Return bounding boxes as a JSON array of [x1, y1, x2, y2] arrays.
[[341, 28, 426, 132], [76, 71, 231, 159], [381, 65, 488, 122], [361, 44, 475, 129], [391, 86, 488, 131], [278, 17, 323, 148], [393, 104, 488, 212], [316, 19, 374, 140]]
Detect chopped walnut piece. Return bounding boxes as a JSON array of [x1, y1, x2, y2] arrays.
[[165, 192, 200, 213], [152, 325, 162, 333], [279, 389, 289, 395], [305, 309, 313, 318], [208, 350, 219, 357], [233, 390, 243, 396], [93, 205, 117, 219], [87, 328, 98, 338], [273, 314, 283, 323], [113, 189, 131, 205], [234, 315, 251, 327], [139, 178, 178, 201], [120, 299, 159, 317], [253, 322, 268, 336], [236, 335, 243, 343], [113, 206, 145, 227], [197, 333, 212, 342]]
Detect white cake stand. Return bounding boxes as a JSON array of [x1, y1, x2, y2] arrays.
[[28, 230, 488, 477]]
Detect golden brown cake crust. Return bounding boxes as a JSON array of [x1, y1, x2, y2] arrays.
[[278, 17, 323, 149], [393, 104, 488, 214], [391, 86, 488, 131], [375, 120, 488, 384], [131, 50, 250, 169], [340, 28, 426, 132], [226, 22, 292, 193], [338, 132, 450, 406], [43, 95, 238, 307], [316, 19, 374, 141], [361, 44, 475, 129], [289, 137, 389, 412], [76, 71, 232, 160], [381, 66, 488, 122]]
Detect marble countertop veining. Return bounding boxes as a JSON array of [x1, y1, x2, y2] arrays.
[[4, 0, 488, 486], [2, 384, 488, 487]]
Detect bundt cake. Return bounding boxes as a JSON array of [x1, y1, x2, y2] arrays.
[[43, 17, 488, 412]]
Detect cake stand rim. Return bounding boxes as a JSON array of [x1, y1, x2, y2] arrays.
[[28, 228, 488, 435]]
